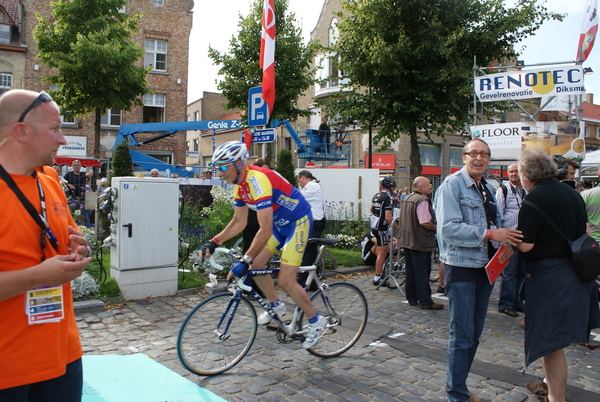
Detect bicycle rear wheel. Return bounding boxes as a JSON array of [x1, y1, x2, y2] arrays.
[[177, 293, 257, 375], [315, 256, 325, 280], [303, 282, 368, 357]]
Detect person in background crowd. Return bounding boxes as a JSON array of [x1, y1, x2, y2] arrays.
[[435, 139, 522, 402], [64, 160, 90, 209], [297, 170, 326, 283], [398, 176, 442, 310], [205, 171, 212, 179], [370, 178, 396, 286], [517, 147, 600, 402], [496, 163, 527, 318]]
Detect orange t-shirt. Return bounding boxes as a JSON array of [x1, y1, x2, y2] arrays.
[[0, 172, 83, 389]]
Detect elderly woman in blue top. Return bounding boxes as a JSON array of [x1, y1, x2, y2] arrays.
[[434, 139, 522, 402]]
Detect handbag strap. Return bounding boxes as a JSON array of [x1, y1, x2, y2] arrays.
[[523, 199, 571, 245]]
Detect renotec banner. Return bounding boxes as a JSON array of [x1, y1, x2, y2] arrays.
[[474, 66, 586, 102], [471, 121, 585, 161]]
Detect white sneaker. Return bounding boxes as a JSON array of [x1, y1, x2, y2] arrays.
[[257, 302, 286, 325], [302, 315, 328, 349]]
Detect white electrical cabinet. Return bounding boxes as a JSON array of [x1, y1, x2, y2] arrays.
[[110, 177, 179, 299]]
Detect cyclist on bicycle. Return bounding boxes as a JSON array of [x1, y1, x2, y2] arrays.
[[200, 141, 327, 349]]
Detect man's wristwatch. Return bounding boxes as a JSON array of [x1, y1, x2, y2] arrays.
[[242, 255, 253, 265]]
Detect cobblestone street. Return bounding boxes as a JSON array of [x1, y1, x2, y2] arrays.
[[76, 271, 600, 402]]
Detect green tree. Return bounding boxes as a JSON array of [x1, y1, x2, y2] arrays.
[[208, 0, 320, 123], [34, 0, 150, 185], [275, 148, 297, 187], [111, 140, 134, 178], [323, 0, 562, 178]]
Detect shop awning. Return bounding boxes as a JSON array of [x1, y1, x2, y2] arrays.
[[54, 156, 102, 168]]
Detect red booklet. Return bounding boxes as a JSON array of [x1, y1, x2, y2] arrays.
[[485, 244, 511, 284]]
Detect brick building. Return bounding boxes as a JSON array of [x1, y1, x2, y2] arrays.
[[0, 0, 193, 172]]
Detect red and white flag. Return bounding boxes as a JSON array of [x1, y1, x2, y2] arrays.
[[576, 0, 598, 62], [260, 0, 276, 119]]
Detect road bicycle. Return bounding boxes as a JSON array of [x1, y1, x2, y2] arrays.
[[177, 237, 369, 376]]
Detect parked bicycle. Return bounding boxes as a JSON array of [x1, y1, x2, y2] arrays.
[[177, 238, 368, 376]]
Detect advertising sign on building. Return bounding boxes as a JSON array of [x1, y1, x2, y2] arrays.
[[471, 121, 585, 161], [364, 154, 396, 170], [186, 151, 199, 159], [58, 136, 87, 156], [474, 66, 586, 102]]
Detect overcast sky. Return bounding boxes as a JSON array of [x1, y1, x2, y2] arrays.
[[187, 0, 599, 105]]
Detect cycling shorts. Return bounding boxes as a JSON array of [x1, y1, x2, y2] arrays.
[[373, 229, 390, 247], [266, 213, 313, 267]]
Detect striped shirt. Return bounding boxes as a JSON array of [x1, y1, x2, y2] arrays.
[[496, 183, 525, 230]]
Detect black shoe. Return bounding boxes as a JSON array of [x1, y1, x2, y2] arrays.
[[436, 285, 445, 294], [499, 308, 519, 317], [372, 278, 381, 286], [514, 306, 525, 313]]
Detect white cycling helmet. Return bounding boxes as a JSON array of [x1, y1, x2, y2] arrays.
[[212, 141, 248, 165]]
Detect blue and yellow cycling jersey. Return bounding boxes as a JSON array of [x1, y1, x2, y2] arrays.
[[234, 165, 311, 226]]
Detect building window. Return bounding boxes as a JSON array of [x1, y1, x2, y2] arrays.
[[0, 73, 12, 94], [449, 146, 463, 167], [152, 0, 164, 7], [1, 24, 11, 44], [284, 137, 292, 150], [101, 108, 122, 126], [328, 19, 338, 47], [193, 139, 199, 152], [143, 93, 166, 123], [49, 85, 76, 123], [62, 112, 75, 125], [145, 39, 167, 71], [419, 143, 441, 166], [193, 111, 199, 121]]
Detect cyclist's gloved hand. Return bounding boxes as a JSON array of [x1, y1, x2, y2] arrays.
[[231, 260, 250, 277], [199, 239, 218, 257]]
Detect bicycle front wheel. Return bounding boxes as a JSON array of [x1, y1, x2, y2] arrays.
[[303, 282, 368, 357], [177, 293, 257, 376]]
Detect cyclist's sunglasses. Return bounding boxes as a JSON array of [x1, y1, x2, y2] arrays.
[[216, 164, 232, 172], [18, 91, 53, 122]]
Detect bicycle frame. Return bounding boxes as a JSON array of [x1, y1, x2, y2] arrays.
[[217, 243, 333, 341]]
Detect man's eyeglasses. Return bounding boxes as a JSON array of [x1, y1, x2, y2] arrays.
[[18, 91, 53, 123], [216, 164, 232, 172], [463, 150, 491, 158]]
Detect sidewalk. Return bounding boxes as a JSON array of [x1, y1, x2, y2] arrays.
[[76, 268, 600, 402]]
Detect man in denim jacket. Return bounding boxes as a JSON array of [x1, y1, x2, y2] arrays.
[[434, 139, 522, 402]]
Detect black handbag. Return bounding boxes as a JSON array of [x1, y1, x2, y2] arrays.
[[524, 200, 600, 282]]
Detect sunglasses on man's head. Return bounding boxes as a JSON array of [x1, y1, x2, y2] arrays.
[[18, 91, 53, 123]]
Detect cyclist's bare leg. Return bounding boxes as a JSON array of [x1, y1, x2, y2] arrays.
[[277, 263, 316, 319], [249, 248, 278, 303], [374, 245, 387, 276]]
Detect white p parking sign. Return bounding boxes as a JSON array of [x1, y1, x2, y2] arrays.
[[248, 86, 268, 127]]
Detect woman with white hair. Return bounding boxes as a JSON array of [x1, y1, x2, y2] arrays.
[[516, 147, 600, 402]]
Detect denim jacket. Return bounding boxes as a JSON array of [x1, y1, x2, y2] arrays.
[[434, 167, 503, 268]]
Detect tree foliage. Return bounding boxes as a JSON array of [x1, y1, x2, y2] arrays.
[[111, 140, 134, 178], [275, 148, 297, 187], [323, 0, 562, 178], [208, 0, 320, 123], [34, 0, 151, 162]]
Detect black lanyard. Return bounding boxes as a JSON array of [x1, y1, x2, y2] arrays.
[[0, 165, 60, 255]]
